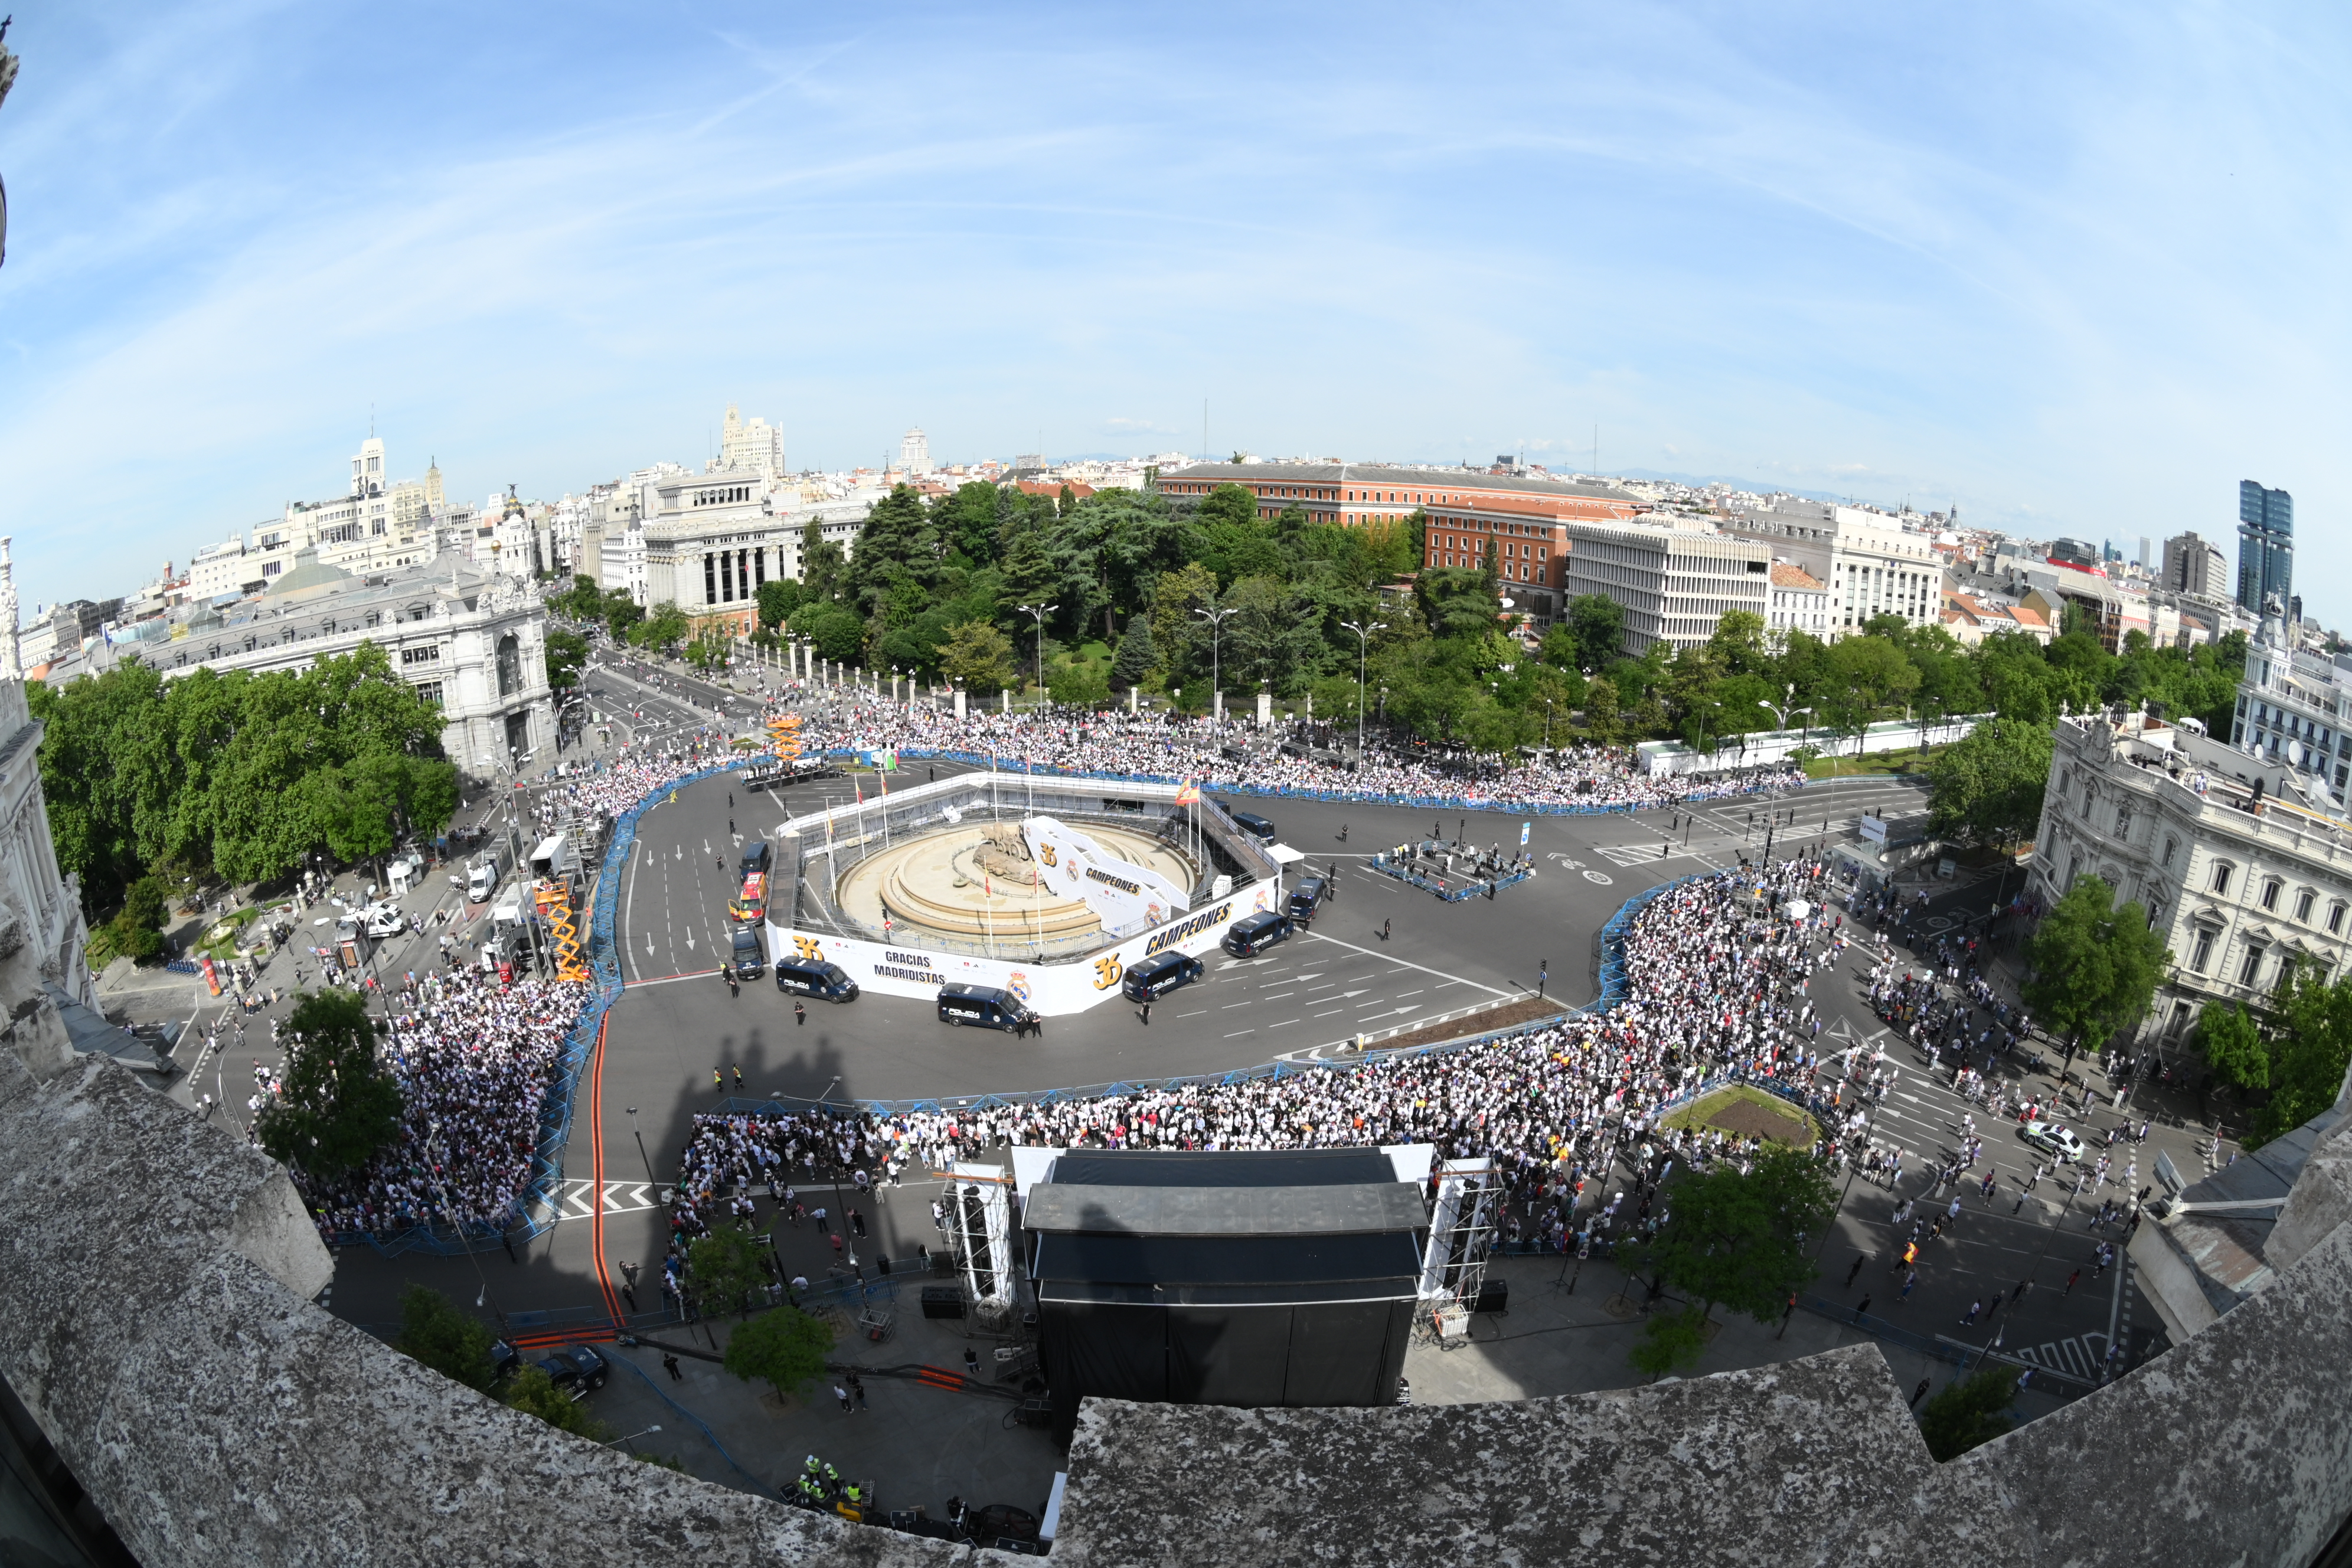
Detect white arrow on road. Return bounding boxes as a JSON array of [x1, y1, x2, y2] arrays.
[[684, 928, 696, 950], [645, 933, 656, 956]]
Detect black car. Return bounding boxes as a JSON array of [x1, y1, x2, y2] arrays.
[[1229, 810, 1276, 844], [535, 1344, 609, 1399], [1286, 877, 1328, 923], [775, 959, 859, 1002], [740, 839, 773, 874], [1222, 910, 1292, 957], [937, 982, 1036, 1032], [1122, 949, 1204, 1002]]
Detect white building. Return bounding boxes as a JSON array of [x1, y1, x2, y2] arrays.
[[0, 541, 99, 1013], [897, 427, 933, 476], [1557, 515, 1772, 654], [719, 404, 785, 481], [1724, 502, 1949, 639], [1766, 561, 1830, 636]]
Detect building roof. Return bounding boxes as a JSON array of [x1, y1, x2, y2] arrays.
[[1164, 462, 1636, 505], [1770, 563, 1824, 590], [264, 547, 353, 597]]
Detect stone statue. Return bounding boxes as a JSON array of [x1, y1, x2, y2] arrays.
[[1, 16, 17, 269]]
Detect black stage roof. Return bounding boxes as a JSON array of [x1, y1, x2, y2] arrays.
[[1044, 1148, 1400, 1189]]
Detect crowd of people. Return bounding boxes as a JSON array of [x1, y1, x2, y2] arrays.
[[660, 857, 1887, 1286], [289, 968, 594, 1239]]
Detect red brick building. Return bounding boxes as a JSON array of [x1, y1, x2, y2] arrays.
[[1157, 462, 1640, 530]]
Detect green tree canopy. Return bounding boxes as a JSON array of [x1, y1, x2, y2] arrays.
[[543, 629, 589, 690], [1628, 1305, 1709, 1381], [394, 1284, 499, 1391], [2022, 876, 2171, 1059], [939, 620, 1019, 696], [253, 988, 403, 1178], [1926, 719, 2054, 847], [504, 1364, 612, 1440], [724, 1306, 838, 1399], [2258, 958, 2352, 1142], [1917, 1367, 2017, 1461], [756, 577, 805, 631], [2197, 1000, 2268, 1092], [1567, 594, 1625, 671], [688, 1226, 772, 1318], [1629, 1145, 1837, 1325]]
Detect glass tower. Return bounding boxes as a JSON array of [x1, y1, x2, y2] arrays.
[[2237, 480, 2294, 615]]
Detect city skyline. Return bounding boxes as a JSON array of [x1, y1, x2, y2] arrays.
[[0, 4, 2345, 606]]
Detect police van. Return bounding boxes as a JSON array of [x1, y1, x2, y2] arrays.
[[1221, 910, 1292, 957], [772, 959, 858, 1002], [1286, 877, 1328, 923], [1121, 949, 1205, 1002], [1229, 810, 1276, 844], [935, 982, 1035, 1032]]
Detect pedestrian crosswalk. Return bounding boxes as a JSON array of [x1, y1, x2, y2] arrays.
[[2014, 1329, 2109, 1382]]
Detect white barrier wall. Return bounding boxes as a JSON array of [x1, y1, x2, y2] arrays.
[[767, 877, 1280, 1016]]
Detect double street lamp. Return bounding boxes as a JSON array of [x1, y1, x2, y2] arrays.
[[1193, 604, 1237, 723], [1015, 603, 1058, 710], [1339, 618, 1386, 754]]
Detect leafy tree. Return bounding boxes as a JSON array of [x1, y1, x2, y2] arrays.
[[631, 602, 691, 656], [724, 1306, 838, 1400], [792, 602, 866, 666], [394, 1284, 499, 1392], [1567, 594, 1625, 671], [103, 875, 169, 964], [253, 989, 403, 1178], [504, 1364, 613, 1440], [543, 629, 589, 690], [1417, 568, 1500, 643], [842, 485, 942, 626], [1628, 1305, 1709, 1381], [2259, 958, 2352, 1142], [689, 1226, 772, 1319], [1917, 1367, 2017, 1461], [1050, 658, 1112, 709], [939, 620, 1018, 696], [799, 514, 847, 605], [1628, 1145, 1835, 1326], [755, 577, 805, 631], [601, 588, 646, 642], [2021, 876, 2171, 1064], [2197, 1000, 2268, 1092], [1926, 720, 2053, 847], [1109, 616, 1157, 690]]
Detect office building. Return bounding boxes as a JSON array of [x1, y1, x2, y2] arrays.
[[1768, 562, 1830, 636], [1162, 463, 1641, 531], [2164, 531, 2230, 600], [1556, 515, 1771, 655], [897, 427, 933, 476], [720, 404, 785, 481], [2238, 479, 2294, 615], [1720, 502, 1948, 639]]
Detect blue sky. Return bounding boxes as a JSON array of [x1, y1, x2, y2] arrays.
[[0, 2, 2346, 610]]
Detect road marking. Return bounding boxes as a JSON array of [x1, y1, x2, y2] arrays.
[[1269, 1018, 1299, 1028], [1175, 1010, 1206, 1018], [1222, 1001, 1252, 1009], [1396, 989, 1423, 998], [1314, 1009, 1345, 1018], [1262, 991, 1295, 999], [1224, 1029, 1256, 1038]]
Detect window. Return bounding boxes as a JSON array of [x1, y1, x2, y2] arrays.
[[2262, 880, 2282, 912], [495, 633, 521, 698], [2191, 927, 2216, 974], [2333, 904, 2348, 936], [2240, 945, 2266, 987], [2211, 863, 2234, 895], [2296, 888, 2317, 923], [412, 681, 444, 707], [2161, 836, 2178, 870], [2113, 806, 2133, 839]]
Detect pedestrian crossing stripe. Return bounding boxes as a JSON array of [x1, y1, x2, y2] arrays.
[[550, 1179, 659, 1218], [2015, 1331, 2109, 1382]]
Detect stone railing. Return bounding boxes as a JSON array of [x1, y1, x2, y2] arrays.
[[2, 968, 2349, 1564]]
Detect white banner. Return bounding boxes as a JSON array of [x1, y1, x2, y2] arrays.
[[1020, 815, 1190, 937], [767, 878, 1277, 1017]]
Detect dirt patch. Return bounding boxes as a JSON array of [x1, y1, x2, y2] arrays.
[[1684, 1100, 1806, 1147], [1364, 997, 1563, 1052]]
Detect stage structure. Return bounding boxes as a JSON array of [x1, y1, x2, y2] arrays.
[[1023, 1148, 1430, 1439], [948, 1161, 1017, 1326], [765, 771, 1284, 1016]]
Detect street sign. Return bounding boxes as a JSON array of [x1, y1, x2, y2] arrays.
[[1520, 822, 1531, 847]]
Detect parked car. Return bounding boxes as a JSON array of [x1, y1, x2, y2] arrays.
[[534, 1344, 609, 1400], [1122, 950, 1205, 1002], [2021, 1122, 2085, 1164], [1221, 910, 1292, 958]]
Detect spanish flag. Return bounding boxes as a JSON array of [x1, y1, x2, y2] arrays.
[[1174, 779, 1202, 806]]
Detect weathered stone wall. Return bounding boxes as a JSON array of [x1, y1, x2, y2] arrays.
[[3, 999, 2348, 1567]]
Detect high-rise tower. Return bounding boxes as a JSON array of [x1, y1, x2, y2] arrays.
[[2237, 479, 2294, 615]]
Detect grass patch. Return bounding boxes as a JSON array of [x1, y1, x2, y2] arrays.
[[1801, 744, 1944, 780], [1662, 1084, 1821, 1148]]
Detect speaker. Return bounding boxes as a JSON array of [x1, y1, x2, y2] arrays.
[[920, 1286, 966, 1319], [1474, 1279, 1509, 1315]]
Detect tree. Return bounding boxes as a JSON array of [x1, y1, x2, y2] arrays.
[[688, 1226, 772, 1318], [1926, 720, 2053, 847], [253, 989, 403, 1178], [1917, 1367, 2017, 1461], [1568, 594, 1625, 671], [2197, 1000, 2269, 1092], [2259, 958, 2352, 1143], [504, 1364, 613, 1440], [1418, 567, 1500, 643], [103, 875, 169, 964], [1629, 1146, 1836, 1326], [543, 629, 588, 690], [724, 1305, 837, 1400], [939, 619, 1018, 696], [1049, 659, 1111, 709], [631, 602, 691, 656], [601, 588, 646, 642], [755, 577, 804, 632], [1109, 616, 1156, 690], [791, 602, 865, 666], [2022, 876, 2171, 1064], [1628, 1305, 1709, 1381], [394, 1284, 499, 1392]]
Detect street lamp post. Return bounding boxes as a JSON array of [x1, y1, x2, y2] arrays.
[[626, 1106, 659, 1193], [1194, 604, 1236, 724], [1015, 604, 1058, 711], [815, 1076, 860, 1275], [1339, 618, 1386, 755]]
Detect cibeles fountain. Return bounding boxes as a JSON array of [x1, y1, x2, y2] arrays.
[[773, 772, 1284, 1014]]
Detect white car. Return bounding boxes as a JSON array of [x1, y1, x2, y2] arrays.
[[2021, 1121, 2085, 1164]]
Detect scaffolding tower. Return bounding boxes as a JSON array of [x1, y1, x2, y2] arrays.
[[1416, 1157, 1500, 1344], [947, 1162, 1017, 1330]]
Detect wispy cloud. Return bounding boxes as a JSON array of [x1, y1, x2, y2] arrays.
[[0, 2, 2346, 605]]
